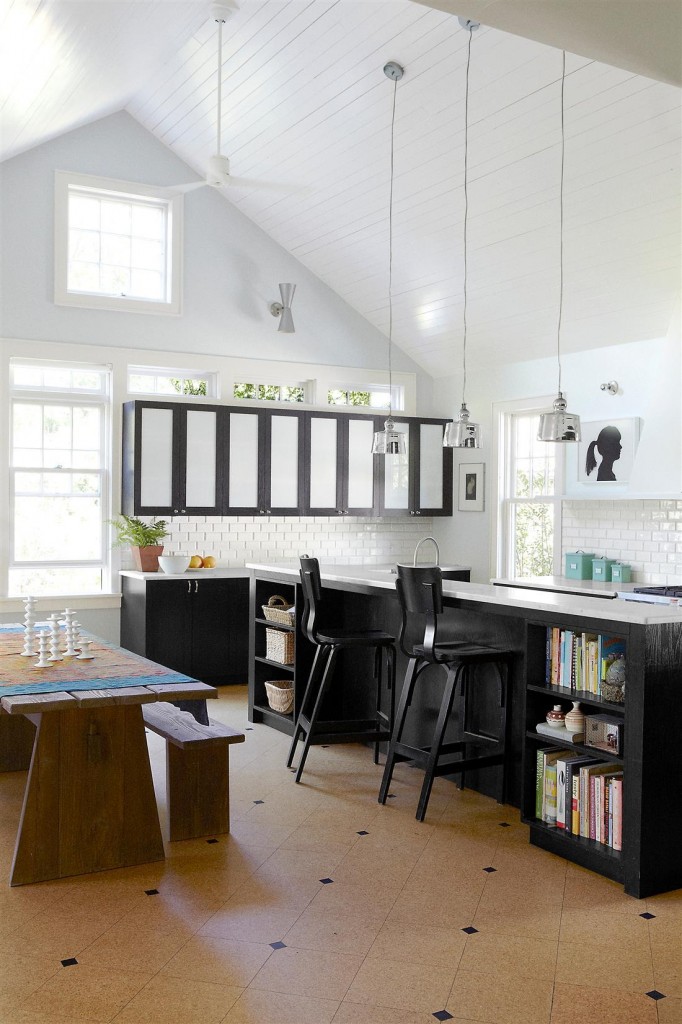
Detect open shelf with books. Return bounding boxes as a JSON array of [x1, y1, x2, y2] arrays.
[[522, 614, 681, 897]]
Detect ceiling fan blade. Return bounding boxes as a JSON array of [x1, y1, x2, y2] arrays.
[[160, 181, 208, 196]]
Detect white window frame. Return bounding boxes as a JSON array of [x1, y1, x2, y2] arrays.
[[327, 382, 402, 410], [128, 365, 218, 399], [231, 379, 312, 404], [54, 170, 183, 315], [492, 397, 564, 580], [9, 358, 112, 594]]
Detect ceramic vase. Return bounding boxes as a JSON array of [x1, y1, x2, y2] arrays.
[[564, 701, 584, 732], [545, 704, 565, 728]]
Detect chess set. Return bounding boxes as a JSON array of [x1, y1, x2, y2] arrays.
[[20, 596, 95, 668]]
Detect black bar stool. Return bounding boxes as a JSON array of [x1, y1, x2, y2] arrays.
[[378, 564, 514, 821], [287, 556, 396, 783]]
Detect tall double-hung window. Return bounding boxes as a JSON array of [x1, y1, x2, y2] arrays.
[[497, 407, 563, 578], [9, 360, 111, 596]]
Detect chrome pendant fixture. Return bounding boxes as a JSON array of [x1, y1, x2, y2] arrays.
[[444, 19, 481, 450], [538, 51, 581, 443], [372, 61, 407, 457]]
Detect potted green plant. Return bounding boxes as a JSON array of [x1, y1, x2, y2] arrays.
[[110, 514, 169, 572]]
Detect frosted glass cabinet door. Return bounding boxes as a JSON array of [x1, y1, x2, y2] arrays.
[[308, 416, 340, 512], [139, 406, 174, 509], [268, 414, 302, 512], [227, 412, 261, 511], [383, 421, 411, 512], [418, 422, 445, 511], [184, 409, 218, 511], [346, 418, 376, 513]]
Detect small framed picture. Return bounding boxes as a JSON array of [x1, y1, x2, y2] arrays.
[[577, 418, 640, 484], [458, 462, 484, 512]]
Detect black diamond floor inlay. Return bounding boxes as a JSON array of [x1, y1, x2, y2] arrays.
[[387, 793, 396, 799], [356, 830, 369, 836], [640, 912, 655, 919], [483, 866, 497, 873], [498, 822, 511, 827], [61, 958, 78, 967], [253, 799, 264, 805], [646, 991, 666, 1001], [432, 1012, 454, 1022], [320, 877, 334, 884], [144, 889, 159, 896], [245, 727, 254, 730], [270, 941, 287, 950], [206, 838, 219, 844], [462, 926, 478, 935]]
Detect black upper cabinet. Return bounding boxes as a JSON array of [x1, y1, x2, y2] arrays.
[[123, 400, 452, 518], [122, 400, 223, 517], [375, 417, 453, 517]]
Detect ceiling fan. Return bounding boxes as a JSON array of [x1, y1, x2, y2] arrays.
[[166, 2, 291, 194]]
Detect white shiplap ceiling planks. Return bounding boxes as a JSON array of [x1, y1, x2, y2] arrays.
[[1, 0, 680, 377]]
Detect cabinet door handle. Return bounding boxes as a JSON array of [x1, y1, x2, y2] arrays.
[[416, 510, 421, 515], [174, 509, 179, 514], [194, 580, 199, 593], [410, 510, 415, 515], [187, 580, 191, 593], [266, 509, 271, 514]]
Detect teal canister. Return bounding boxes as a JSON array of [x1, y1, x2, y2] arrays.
[[611, 563, 632, 583], [564, 551, 595, 579], [592, 557, 616, 582]]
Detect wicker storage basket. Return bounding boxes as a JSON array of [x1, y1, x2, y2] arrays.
[[264, 680, 294, 714], [265, 627, 295, 664], [262, 594, 295, 626]]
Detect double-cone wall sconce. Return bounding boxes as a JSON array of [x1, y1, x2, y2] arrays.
[[372, 61, 407, 457], [270, 283, 296, 333], [537, 51, 581, 443], [444, 19, 481, 449]]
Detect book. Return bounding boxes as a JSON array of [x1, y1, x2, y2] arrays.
[[542, 749, 572, 823], [557, 753, 589, 829], [580, 763, 616, 838], [612, 776, 624, 851], [601, 771, 623, 845], [535, 721, 585, 743], [566, 756, 599, 834]]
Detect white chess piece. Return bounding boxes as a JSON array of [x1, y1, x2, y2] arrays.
[[48, 613, 63, 661], [21, 597, 37, 656], [76, 638, 94, 660]]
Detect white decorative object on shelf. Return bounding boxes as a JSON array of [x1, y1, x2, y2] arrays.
[[21, 595, 37, 656], [62, 610, 80, 657], [48, 613, 63, 661], [34, 632, 51, 668]]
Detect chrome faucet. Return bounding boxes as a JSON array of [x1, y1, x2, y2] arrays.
[[413, 536, 440, 567]]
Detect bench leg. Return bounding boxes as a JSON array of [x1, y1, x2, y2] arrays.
[[167, 739, 230, 841]]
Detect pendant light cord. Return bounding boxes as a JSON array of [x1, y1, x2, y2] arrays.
[[556, 50, 565, 395], [461, 26, 473, 408], [216, 16, 224, 154], [387, 77, 397, 420]]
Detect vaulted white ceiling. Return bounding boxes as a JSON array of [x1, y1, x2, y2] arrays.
[[1, 0, 680, 377]]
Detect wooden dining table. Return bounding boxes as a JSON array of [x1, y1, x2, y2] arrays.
[[0, 624, 217, 886]]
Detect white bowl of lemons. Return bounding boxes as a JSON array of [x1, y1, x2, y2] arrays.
[[158, 555, 191, 574]]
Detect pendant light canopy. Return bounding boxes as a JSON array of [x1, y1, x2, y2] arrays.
[[372, 61, 407, 457], [538, 52, 581, 443], [444, 19, 481, 450]]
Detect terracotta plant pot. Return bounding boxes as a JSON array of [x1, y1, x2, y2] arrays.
[[131, 545, 164, 572]]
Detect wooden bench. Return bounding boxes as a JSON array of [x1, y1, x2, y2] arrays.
[[142, 702, 245, 841]]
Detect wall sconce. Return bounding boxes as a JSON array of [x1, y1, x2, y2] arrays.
[[600, 380, 618, 394], [270, 283, 296, 333]]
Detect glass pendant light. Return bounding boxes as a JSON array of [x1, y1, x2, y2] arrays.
[[538, 51, 581, 443], [372, 61, 407, 457], [444, 19, 481, 450]]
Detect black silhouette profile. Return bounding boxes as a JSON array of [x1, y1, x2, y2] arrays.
[[585, 425, 622, 481]]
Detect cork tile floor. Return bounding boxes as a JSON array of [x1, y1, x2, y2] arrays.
[[0, 685, 679, 1024]]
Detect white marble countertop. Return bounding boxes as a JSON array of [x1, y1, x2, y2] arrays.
[[246, 562, 682, 625], [120, 568, 251, 581], [491, 576, 639, 597]]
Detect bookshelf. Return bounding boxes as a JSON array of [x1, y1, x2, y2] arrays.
[[522, 615, 681, 898]]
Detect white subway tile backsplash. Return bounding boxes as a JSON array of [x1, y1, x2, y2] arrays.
[[119, 514, 436, 572], [562, 499, 682, 585]]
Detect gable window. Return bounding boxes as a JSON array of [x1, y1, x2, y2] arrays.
[[9, 359, 111, 596], [327, 384, 400, 409], [128, 366, 216, 398], [233, 382, 307, 402], [54, 171, 182, 314], [496, 407, 563, 578]]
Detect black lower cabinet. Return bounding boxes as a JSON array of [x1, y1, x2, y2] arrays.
[[121, 575, 249, 687]]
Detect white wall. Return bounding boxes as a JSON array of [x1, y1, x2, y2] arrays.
[[0, 110, 432, 411], [430, 328, 682, 582]]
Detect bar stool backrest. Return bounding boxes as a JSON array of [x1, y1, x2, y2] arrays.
[[395, 564, 444, 661], [300, 555, 323, 644]]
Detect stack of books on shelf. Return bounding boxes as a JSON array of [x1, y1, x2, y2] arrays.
[[545, 628, 625, 696], [535, 747, 623, 850]]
